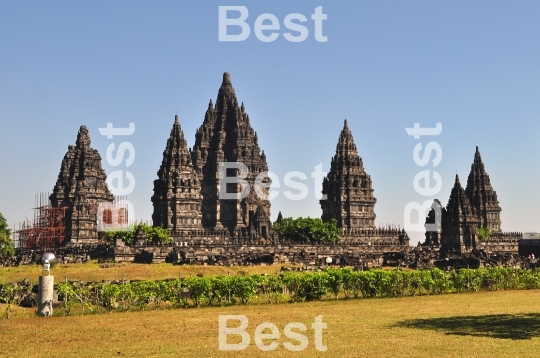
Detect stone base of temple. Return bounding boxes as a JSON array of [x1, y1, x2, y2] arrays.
[[437, 232, 522, 254], [113, 242, 410, 266]]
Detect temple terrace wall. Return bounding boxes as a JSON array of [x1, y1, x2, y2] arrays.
[[113, 240, 409, 267]]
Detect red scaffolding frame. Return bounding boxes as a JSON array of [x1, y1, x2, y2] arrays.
[[15, 192, 68, 248]]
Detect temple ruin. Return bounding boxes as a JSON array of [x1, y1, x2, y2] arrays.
[[320, 119, 409, 245], [321, 119, 377, 229], [424, 146, 521, 253], [151, 115, 203, 233], [49, 126, 114, 244], [152, 72, 272, 241], [13, 72, 524, 264]]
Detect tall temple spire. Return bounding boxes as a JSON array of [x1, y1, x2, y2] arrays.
[[217, 71, 236, 103], [152, 115, 202, 232], [442, 171, 480, 251], [447, 174, 470, 213], [426, 146, 518, 252], [320, 120, 376, 230], [50, 125, 114, 243], [156, 114, 193, 179], [75, 125, 91, 149], [465, 146, 501, 232], [190, 72, 271, 238]]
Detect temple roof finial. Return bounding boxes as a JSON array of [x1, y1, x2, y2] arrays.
[[218, 71, 235, 97], [76, 125, 91, 148], [223, 71, 231, 84]]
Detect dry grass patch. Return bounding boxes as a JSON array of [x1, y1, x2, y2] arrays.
[[2, 290, 540, 357], [0, 262, 292, 284]]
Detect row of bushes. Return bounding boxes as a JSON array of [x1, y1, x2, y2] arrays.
[[2, 267, 540, 317]]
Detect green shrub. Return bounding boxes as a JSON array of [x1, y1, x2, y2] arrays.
[[9, 267, 540, 317], [101, 223, 172, 245], [273, 217, 340, 243]]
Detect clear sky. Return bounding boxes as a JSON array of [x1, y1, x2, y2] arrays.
[[1, 1, 539, 245]]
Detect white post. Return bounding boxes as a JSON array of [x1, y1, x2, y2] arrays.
[[38, 275, 54, 317]]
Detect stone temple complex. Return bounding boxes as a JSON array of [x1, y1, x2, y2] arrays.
[[50, 126, 114, 244], [152, 72, 272, 241], [13, 72, 524, 264], [149, 74, 408, 246], [424, 147, 521, 253]]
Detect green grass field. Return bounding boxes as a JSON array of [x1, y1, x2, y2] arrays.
[[2, 289, 540, 357]]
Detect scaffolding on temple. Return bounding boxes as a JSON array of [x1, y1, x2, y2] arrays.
[[15, 192, 68, 248]]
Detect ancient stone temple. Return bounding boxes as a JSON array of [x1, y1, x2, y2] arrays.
[[423, 199, 442, 246], [425, 147, 521, 253], [155, 72, 272, 240], [440, 175, 480, 252], [151, 115, 203, 233], [191, 72, 272, 238], [50, 126, 114, 244], [320, 119, 376, 230], [321, 120, 409, 246], [465, 146, 502, 232]]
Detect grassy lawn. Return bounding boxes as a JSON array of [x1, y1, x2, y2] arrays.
[[2, 290, 540, 357], [0, 262, 291, 284]]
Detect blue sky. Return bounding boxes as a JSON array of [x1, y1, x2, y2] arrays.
[[1, 1, 539, 244]]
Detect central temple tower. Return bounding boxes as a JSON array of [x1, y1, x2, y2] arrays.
[[152, 72, 272, 239], [190, 72, 272, 238]]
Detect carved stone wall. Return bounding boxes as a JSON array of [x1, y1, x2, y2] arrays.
[[113, 242, 409, 266]]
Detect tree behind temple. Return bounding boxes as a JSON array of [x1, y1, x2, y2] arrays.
[[0, 212, 14, 257], [273, 217, 340, 244]]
